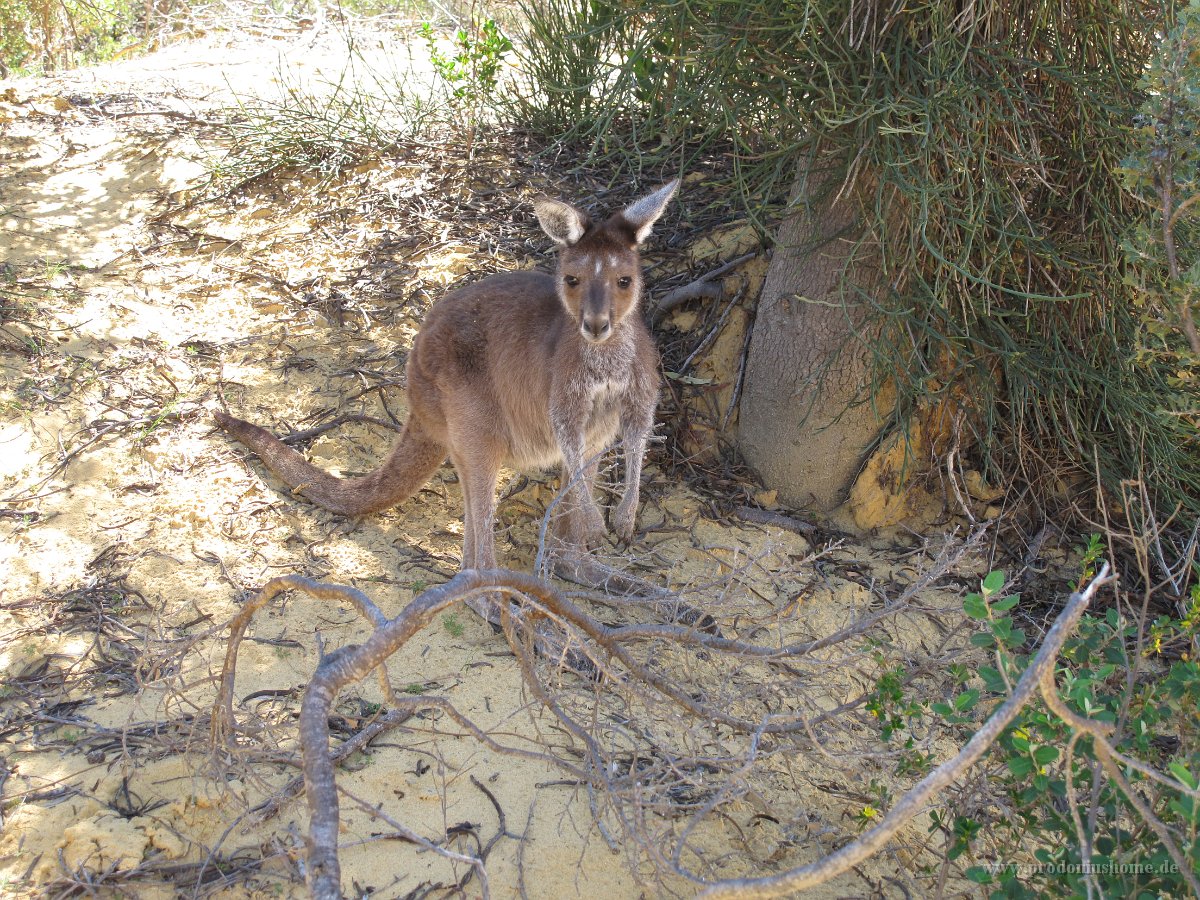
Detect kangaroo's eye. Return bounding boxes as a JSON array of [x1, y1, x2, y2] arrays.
[[617, 276, 632, 289], [564, 275, 580, 287]]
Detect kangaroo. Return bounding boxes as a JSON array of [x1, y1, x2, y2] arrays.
[[215, 180, 679, 622]]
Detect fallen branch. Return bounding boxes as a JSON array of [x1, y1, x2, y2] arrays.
[[297, 570, 569, 899], [650, 252, 758, 325], [214, 532, 1042, 899], [210, 575, 393, 751], [697, 563, 1114, 898]]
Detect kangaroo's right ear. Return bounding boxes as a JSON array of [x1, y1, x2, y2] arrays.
[[534, 198, 590, 247]]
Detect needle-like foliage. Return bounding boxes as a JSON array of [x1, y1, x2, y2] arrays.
[[516, 0, 1200, 520]]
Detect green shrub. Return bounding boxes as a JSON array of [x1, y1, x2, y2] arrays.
[[953, 571, 1200, 897], [515, 0, 1200, 523], [0, 0, 147, 74], [1122, 0, 1200, 413]]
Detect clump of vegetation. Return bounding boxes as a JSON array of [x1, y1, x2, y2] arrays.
[[421, 17, 511, 109], [960, 569, 1199, 897], [205, 8, 514, 191], [0, 0, 146, 73], [211, 57, 436, 192], [1122, 0, 1200, 412], [515, 0, 1200, 524], [864, 562, 1200, 896], [0, 0, 435, 76], [420, 15, 513, 146]]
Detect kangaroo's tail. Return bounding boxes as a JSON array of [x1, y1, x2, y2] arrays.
[[214, 411, 445, 518]]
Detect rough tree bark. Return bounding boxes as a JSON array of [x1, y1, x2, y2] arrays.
[[738, 157, 887, 512]]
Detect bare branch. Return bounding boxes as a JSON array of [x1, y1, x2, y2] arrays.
[[697, 564, 1114, 898], [650, 252, 758, 325]]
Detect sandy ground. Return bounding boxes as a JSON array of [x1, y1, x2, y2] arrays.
[[0, 28, 993, 899]]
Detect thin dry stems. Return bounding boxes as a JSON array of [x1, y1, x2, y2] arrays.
[[207, 537, 1158, 899], [697, 564, 1115, 898]]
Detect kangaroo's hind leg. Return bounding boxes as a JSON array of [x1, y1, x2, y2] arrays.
[[447, 428, 505, 626]]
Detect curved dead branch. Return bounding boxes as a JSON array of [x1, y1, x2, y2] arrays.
[[210, 548, 1181, 900], [296, 570, 569, 899], [696, 563, 1114, 898]]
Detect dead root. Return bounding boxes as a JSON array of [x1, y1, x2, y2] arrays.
[[210, 555, 1130, 900]]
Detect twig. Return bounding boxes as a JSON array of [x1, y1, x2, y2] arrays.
[[733, 505, 817, 535], [697, 564, 1114, 898], [650, 252, 758, 324], [722, 310, 756, 430], [680, 284, 746, 372], [278, 413, 402, 445]]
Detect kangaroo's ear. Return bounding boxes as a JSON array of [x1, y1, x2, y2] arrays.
[[621, 179, 680, 244], [534, 197, 590, 247]]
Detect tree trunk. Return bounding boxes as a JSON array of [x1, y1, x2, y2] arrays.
[[738, 159, 886, 512]]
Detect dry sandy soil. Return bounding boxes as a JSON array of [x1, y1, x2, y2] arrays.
[[0, 27, 998, 899]]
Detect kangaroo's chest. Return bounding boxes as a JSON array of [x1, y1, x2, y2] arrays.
[[506, 370, 631, 471], [583, 374, 627, 437]]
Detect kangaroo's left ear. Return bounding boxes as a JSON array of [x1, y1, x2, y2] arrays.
[[621, 179, 680, 244]]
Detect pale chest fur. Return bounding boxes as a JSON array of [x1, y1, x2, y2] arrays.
[[508, 337, 639, 472]]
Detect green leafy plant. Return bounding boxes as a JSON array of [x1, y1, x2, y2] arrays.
[[138, 398, 179, 442], [1075, 533, 1105, 590], [943, 570, 1200, 898], [1123, 0, 1200, 364], [0, 0, 154, 74], [442, 612, 464, 638], [421, 17, 511, 133]]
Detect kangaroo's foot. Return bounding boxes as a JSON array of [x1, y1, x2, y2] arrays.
[[611, 496, 638, 545]]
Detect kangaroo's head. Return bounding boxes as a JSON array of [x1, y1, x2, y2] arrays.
[[534, 180, 679, 344]]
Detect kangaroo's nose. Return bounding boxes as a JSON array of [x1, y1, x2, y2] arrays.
[[582, 312, 611, 342]]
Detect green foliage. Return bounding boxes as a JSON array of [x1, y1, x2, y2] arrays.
[[0, 0, 146, 73], [442, 612, 464, 637], [865, 663, 920, 743], [1076, 534, 1105, 590], [516, 0, 1200, 521], [946, 570, 1200, 897], [1121, 0, 1200, 410], [421, 18, 512, 109]]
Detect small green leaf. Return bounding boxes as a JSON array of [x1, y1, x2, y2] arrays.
[[1007, 756, 1034, 777], [964, 593, 989, 619], [1003, 628, 1027, 649], [1033, 745, 1059, 766], [980, 666, 1007, 692], [1169, 761, 1196, 789], [955, 689, 980, 711], [992, 595, 1019, 613], [982, 570, 1005, 595], [965, 866, 993, 884]]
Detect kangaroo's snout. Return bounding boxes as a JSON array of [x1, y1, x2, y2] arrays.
[[582, 310, 612, 342]]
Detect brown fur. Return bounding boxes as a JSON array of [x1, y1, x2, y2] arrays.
[[215, 181, 679, 618]]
